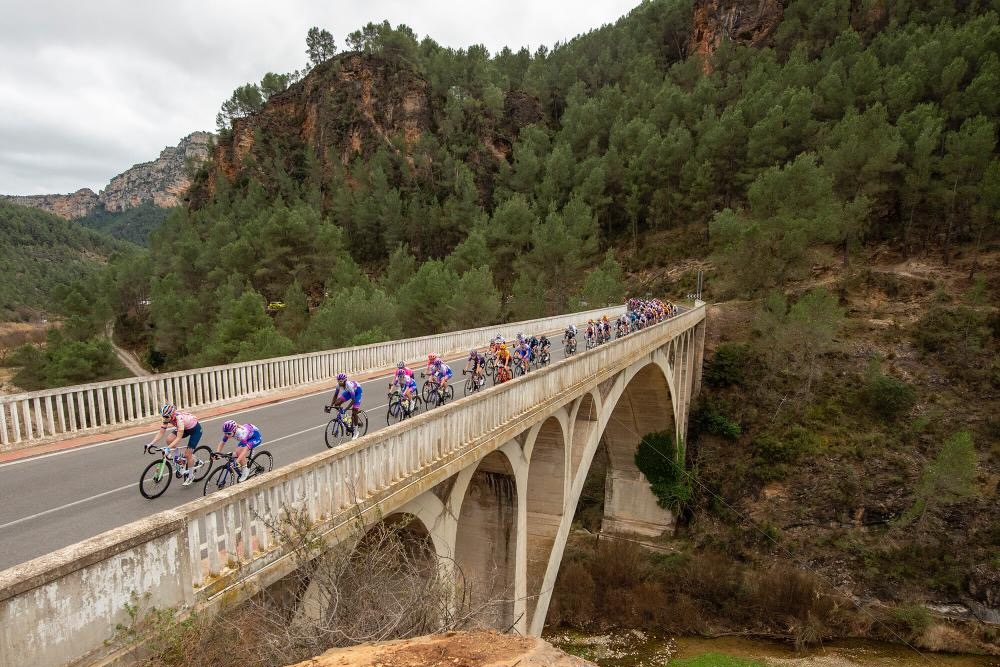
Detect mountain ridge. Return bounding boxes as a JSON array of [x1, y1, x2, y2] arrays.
[[1, 131, 213, 220]]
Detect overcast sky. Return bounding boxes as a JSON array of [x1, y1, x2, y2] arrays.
[[0, 0, 641, 196]]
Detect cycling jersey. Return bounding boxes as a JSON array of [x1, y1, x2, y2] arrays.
[[515, 345, 532, 360], [395, 367, 414, 380], [432, 361, 453, 379], [468, 353, 485, 369], [334, 380, 364, 408], [162, 411, 198, 431], [224, 423, 262, 449], [399, 376, 418, 395]]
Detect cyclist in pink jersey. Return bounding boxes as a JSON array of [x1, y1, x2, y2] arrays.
[[147, 404, 205, 486]]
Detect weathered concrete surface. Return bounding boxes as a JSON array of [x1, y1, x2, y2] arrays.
[[283, 631, 596, 667]]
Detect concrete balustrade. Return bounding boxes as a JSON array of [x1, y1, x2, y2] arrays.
[[0, 305, 704, 667], [0, 306, 624, 450]]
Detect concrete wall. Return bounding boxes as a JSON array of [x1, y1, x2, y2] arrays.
[[0, 305, 705, 667]]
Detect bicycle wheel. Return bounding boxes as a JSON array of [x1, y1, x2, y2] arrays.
[[442, 384, 455, 404], [203, 464, 237, 495], [387, 399, 402, 425], [356, 410, 369, 437], [249, 450, 273, 477], [139, 459, 172, 499], [190, 446, 214, 482], [464, 376, 476, 397], [421, 380, 433, 403], [325, 418, 345, 448]]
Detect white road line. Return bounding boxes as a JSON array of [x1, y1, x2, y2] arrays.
[[0, 402, 394, 531], [0, 483, 135, 532]]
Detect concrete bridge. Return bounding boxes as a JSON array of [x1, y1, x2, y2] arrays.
[[0, 304, 706, 667]]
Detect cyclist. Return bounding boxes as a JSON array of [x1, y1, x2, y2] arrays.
[[398, 372, 419, 416], [215, 419, 262, 482], [514, 339, 532, 373], [388, 361, 414, 392], [585, 320, 596, 347], [538, 335, 551, 363], [495, 343, 513, 383], [564, 324, 577, 351], [148, 404, 204, 486], [464, 348, 486, 386], [326, 373, 363, 440], [430, 356, 453, 393]]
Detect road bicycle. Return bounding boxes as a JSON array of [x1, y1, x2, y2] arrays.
[[494, 364, 513, 384], [386, 389, 423, 424], [324, 406, 369, 447], [535, 347, 551, 367], [202, 449, 273, 495], [462, 369, 487, 396], [421, 372, 455, 407], [512, 355, 530, 378], [563, 336, 577, 356], [139, 442, 213, 499]]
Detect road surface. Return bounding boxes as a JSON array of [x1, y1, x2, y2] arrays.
[[0, 323, 608, 571]]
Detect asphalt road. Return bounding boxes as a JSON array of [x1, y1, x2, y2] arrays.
[[0, 324, 599, 571]]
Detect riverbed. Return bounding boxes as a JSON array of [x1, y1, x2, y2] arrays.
[[547, 630, 1000, 666]]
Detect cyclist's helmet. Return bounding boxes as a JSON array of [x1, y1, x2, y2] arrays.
[[336, 372, 347, 383], [222, 419, 237, 435], [428, 353, 439, 363], [397, 361, 405, 369], [500, 343, 508, 352], [469, 349, 478, 357], [160, 404, 176, 419]]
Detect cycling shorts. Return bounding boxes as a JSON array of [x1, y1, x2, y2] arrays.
[[181, 422, 203, 449]]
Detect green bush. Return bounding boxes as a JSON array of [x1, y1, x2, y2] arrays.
[[694, 400, 742, 439], [11, 333, 128, 390], [912, 306, 991, 357], [859, 371, 916, 422], [889, 604, 932, 641], [635, 431, 694, 512], [750, 426, 819, 481], [704, 343, 753, 387]]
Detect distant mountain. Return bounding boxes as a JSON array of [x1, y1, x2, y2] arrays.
[[1, 131, 213, 221]]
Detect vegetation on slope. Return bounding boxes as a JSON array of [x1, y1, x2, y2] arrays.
[[76, 202, 175, 245], [0, 201, 130, 320]]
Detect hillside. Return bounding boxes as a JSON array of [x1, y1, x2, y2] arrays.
[[0, 201, 130, 320]]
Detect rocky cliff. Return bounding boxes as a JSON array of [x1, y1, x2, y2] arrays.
[[1, 131, 213, 219], [2, 188, 101, 220], [100, 131, 213, 211], [689, 0, 783, 67], [194, 54, 542, 207], [283, 631, 596, 667]]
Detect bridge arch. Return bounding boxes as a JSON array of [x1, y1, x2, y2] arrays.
[[523, 414, 568, 629], [527, 354, 680, 634], [451, 448, 520, 630]]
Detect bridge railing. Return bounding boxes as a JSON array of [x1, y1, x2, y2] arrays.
[[0, 305, 704, 667], [0, 305, 624, 450]]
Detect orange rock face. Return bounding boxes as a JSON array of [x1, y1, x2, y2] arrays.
[[689, 0, 783, 71], [282, 631, 597, 667]]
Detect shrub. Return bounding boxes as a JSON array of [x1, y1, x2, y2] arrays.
[[704, 342, 753, 387], [634, 431, 694, 512], [859, 367, 916, 422], [889, 603, 932, 641], [750, 426, 819, 481], [694, 399, 743, 439]]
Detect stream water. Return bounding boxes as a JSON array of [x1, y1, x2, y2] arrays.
[[547, 630, 1000, 666]]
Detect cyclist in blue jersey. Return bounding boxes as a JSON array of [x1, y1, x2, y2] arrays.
[[326, 373, 363, 440], [430, 356, 453, 392], [398, 373, 419, 415], [215, 420, 262, 482], [514, 340, 532, 372]]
